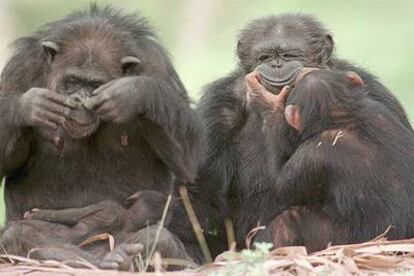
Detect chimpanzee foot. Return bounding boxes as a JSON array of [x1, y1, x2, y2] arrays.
[[23, 208, 40, 219], [99, 243, 144, 271]]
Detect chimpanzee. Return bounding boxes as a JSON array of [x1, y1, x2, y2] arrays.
[[246, 68, 414, 252], [1, 190, 191, 270], [196, 13, 413, 249], [0, 5, 202, 268]]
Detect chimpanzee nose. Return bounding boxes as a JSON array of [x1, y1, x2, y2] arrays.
[[276, 59, 283, 68], [71, 94, 82, 102], [270, 59, 283, 68], [70, 90, 90, 102]]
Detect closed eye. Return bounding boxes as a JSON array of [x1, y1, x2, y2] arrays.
[[258, 54, 272, 62], [282, 52, 302, 59]]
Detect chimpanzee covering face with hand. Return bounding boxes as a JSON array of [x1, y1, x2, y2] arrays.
[[0, 5, 203, 269]]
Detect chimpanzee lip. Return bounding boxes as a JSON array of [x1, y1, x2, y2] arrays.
[[260, 70, 301, 88], [63, 118, 100, 139]]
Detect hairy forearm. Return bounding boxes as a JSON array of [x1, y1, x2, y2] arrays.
[[0, 92, 30, 175], [139, 78, 204, 183]]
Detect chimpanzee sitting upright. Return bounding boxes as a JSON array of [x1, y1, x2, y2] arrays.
[[246, 69, 414, 252], [0, 5, 202, 268], [195, 13, 412, 251]]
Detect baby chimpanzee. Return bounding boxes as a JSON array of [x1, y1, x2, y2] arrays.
[[247, 69, 414, 252], [1, 190, 177, 269]]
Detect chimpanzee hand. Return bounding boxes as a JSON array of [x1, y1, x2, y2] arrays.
[[99, 243, 144, 271], [17, 88, 81, 130], [83, 77, 145, 123], [245, 71, 289, 113]]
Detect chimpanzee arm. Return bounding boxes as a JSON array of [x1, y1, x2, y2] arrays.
[[0, 38, 80, 176], [196, 72, 247, 197], [0, 93, 30, 176], [0, 38, 40, 176], [136, 77, 204, 184], [259, 137, 328, 226], [24, 204, 104, 226], [168, 73, 247, 260], [84, 75, 204, 184]]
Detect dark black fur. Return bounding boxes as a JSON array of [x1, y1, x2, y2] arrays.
[[252, 69, 414, 252], [196, 14, 413, 249], [0, 5, 202, 267], [0, 190, 183, 268]]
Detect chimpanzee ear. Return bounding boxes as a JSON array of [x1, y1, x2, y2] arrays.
[[345, 71, 364, 87], [121, 56, 142, 76], [285, 105, 302, 131], [236, 40, 243, 59], [319, 34, 334, 64], [125, 191, 142, 207], [41, 41, 58, 63]]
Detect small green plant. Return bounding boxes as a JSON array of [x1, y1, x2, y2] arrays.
[[209, 242, 272, 276]]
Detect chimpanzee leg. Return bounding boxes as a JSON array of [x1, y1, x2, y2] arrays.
[[24, 204, 102, 226], [99, 224, 196, 271], [29, 245, 101, 267], [255, 207, 343, 253], [1, 220, 107, 267]]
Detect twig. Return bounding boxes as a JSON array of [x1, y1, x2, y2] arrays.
[[224, 218, 236, 251], [179, 186, 212, 263], [245, 225, 266, 249], [144, 194, 173, 271]]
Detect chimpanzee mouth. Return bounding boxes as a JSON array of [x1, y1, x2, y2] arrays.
[[260, 71, 301, 88], [63, 119, 100, 139], [63, 108, 100, 139], [255, 62, 304, 94]]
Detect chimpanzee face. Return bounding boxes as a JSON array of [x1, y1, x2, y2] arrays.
[[39, 26, 142, 139], [237, 15, 333, 94]]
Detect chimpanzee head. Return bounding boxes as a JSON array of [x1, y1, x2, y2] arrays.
[[237, 14, 334, 93], [30, 6, 171, 138], [124, 190, 169, 231], [284, 69, 364, 137]]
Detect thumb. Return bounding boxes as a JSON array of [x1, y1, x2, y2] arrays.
[[245, 72, 265, 93], [277, 85, 290, 104]]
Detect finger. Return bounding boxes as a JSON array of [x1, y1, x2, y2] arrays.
[[245, 72, 262, 91], [40, 101, 72, 118], [245, 71, 260, 80], [83, 94, 108, 110], [43, 92, 81, 109], [91, 81, 113, 96], [123, 243, 143, 255], [32, 113, 58, 129], [100, 261, 119, 270], [276, 86, 290, 104], [36, 110, 65, 127]]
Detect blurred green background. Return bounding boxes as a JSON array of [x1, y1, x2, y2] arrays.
[[0, 0, 413, 225]]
